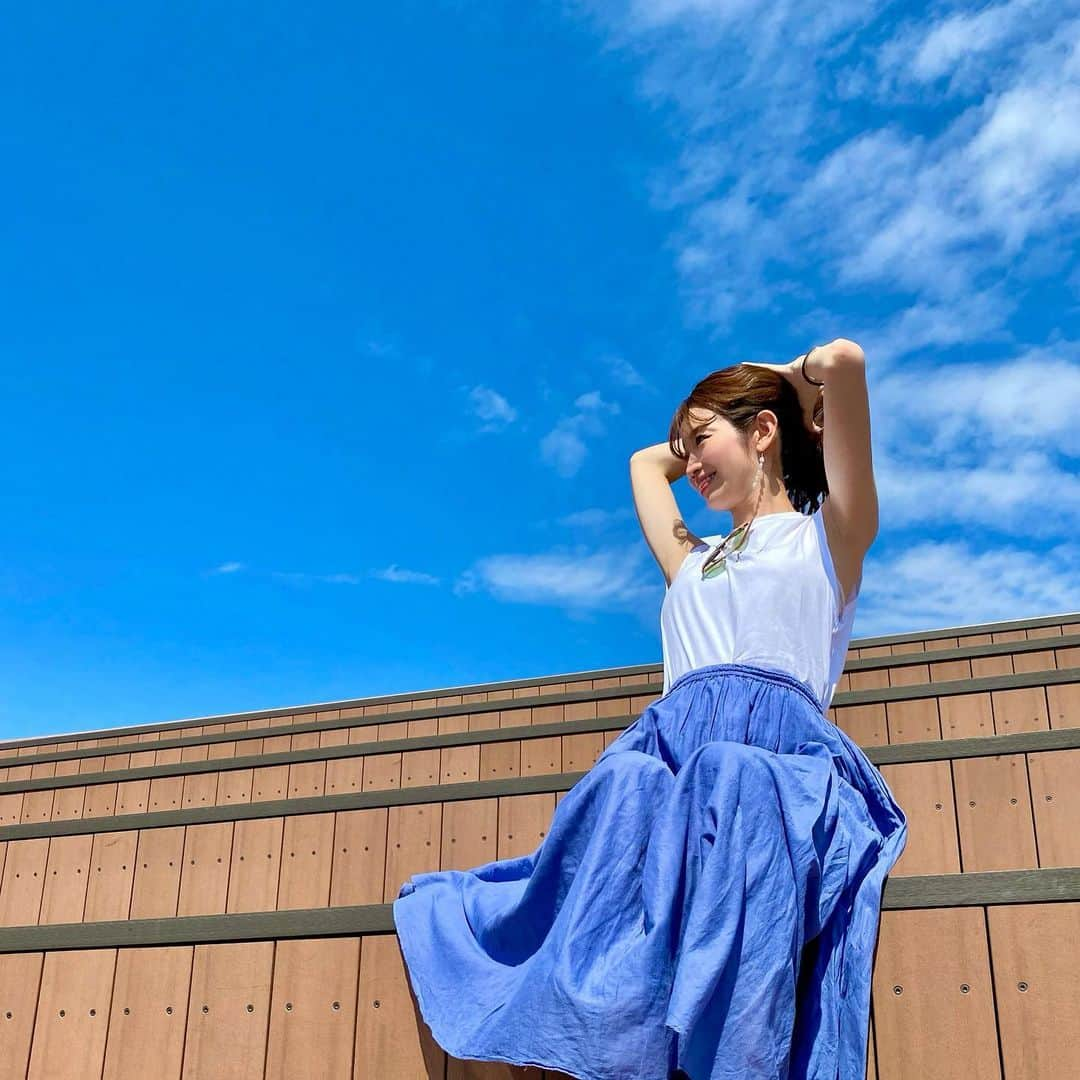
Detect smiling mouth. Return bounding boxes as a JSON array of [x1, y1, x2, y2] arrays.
[[697, 472, 716, 493]]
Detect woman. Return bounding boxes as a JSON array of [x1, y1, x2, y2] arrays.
[[393, 339, 908, 1079]]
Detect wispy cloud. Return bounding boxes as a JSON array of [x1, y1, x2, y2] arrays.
[[540, 391, 622, 477], [211, 561, 245, 574], [455, 545, 660, 620], [466, 385, 518, 432], [867, 344, 1080, 533], [217, 565, 440, 587], [371, 564, 441, 585], [269, 571, 350, 587], [557, 506, 636, 529], [853, 534, 1080, 637], [603, 353, 652, 390], [361, 338, 395, 358], [573, 0, 1079, 357]]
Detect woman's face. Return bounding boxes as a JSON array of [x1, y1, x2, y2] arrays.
[[680, 407, 753, 508]]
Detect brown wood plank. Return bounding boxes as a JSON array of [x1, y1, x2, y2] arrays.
[[831, 701, 887, 748], [19, 790, 54, 825], [251, 764, 289, 802], [993, 686, 1049, 734], [355, 935, 444, 1079], [326, 756, 365, 796], [886, 696, 941, 744], [953, 755, 1036, 871], [38, 834, 93, 925], [176, 823, 234, 916], [27, 948, 117, 1080], [385, 804, 443, 903], [82, 781, 117, 818], [1048, 679, 1080, 728], [182, 941, 274, 1080], [148, 775, 185, 813], [277, 812, 334, 910], [182, 771, 219, 810], [1027, 747, 1080, 866], [0, 838, 48, 926], [520, 736, 560, 777], [102, 946, 193, 1080], [217, 767, 254, 805], [989, 901, 1080, 1078], [403, 748, 441, 789], [498, 794, 555, 860], [441, 799, 498, 873], [129, 826, 184, 919], [287, 759, 327, 799], [265, 937, 360, 1079], [0, 952, 43, 1080], [115, 779, 150, 815], [939, 687, 992, 739], [330, 809, 389, 908], [877, 761, 959, 876], [364, 752, 403, 792], [871, 908, 1000, 1079], [85, 831, 139, 922], [226, 817, 285, 914], [0, 793, 23, 825]]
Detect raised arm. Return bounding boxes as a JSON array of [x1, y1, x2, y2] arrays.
[[629, 443, 703, 588]]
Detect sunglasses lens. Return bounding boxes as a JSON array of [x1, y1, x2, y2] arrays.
[[700, 522, 752, 579]]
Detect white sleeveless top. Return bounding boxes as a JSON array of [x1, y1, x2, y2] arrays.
[[659, 505, 861, 711]]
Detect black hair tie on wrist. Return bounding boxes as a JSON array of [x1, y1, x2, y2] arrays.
[[800, 346, 825, 387]]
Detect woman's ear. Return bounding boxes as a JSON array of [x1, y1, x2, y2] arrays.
[[753, 409, 782, 453]]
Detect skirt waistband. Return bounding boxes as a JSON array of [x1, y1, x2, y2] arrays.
[[665, 662, 824, 715]]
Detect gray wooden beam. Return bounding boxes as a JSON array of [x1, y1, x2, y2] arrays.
[[0, 867, 1074, 953]]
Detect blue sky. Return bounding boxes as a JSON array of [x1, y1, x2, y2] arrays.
[[2, 1, 1078, 739]]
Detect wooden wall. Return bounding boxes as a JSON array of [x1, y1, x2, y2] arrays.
[[0, 611, 1075, 1078]]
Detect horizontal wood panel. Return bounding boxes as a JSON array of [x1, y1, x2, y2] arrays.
[[2, 734, 1079, 928], [0, 897, 1077, 1079], [0, 656, 1075, 803], [1, 617, 1075, 762]]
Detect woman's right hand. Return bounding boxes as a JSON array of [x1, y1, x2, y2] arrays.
[[742, 356, 823, 440]]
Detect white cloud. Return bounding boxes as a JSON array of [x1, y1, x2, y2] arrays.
[[211, 562, 245, 574], [540, 426, 589, 477], [265, 566, 439, 587], [603, 353, 651, 389], [862, 344, 1080, 536], [467, 385, 518, 432], [362, 339, 395, 358], [876, 0, 1061, 94], [873, 348, 1080, 458], [572, 1, 1080, 357], [574, 390, 621, 414], [853, 534, 1080, 637], [540, 391, 622, 477], [455, 546, 660, 618], [371, 564, 441, 586], [557, 506, 636, 529]]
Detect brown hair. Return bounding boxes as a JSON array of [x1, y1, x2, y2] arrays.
[[667, 364, 827, 514]]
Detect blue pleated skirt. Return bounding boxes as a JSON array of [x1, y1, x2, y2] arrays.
[[392, 662, 908, 1079]]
